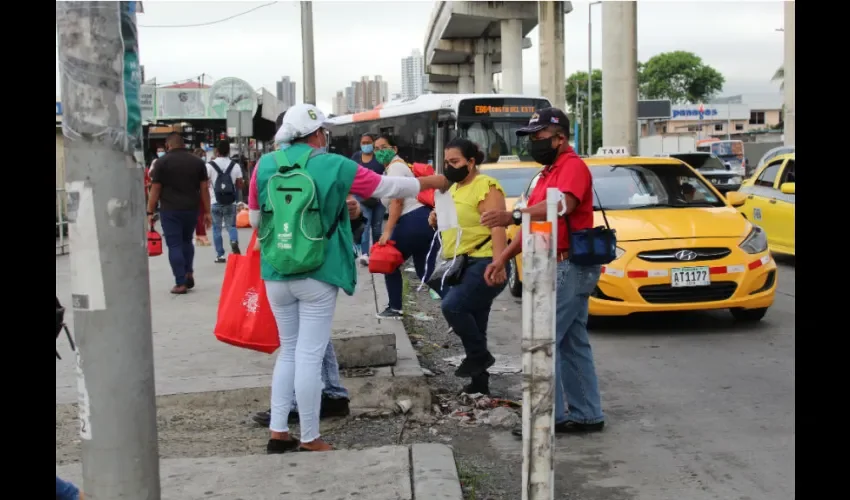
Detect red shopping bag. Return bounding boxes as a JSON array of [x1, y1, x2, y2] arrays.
[[214, 231, 280, 354], [411, 162, 436, 208]]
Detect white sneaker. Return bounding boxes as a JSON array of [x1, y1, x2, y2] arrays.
[[358, 255, 370, 266]]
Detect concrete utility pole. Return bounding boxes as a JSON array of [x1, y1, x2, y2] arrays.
[[587, 1, 601, 155], [56, 2, 161, 498], [538, 1, 566, 110], [601, 0, 638, 153], [520, 188, 560, 500], [301, 1, 316, 105], [783, 1, 795, 146]]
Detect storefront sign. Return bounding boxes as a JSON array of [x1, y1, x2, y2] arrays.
[[672, 108, 718, 119]]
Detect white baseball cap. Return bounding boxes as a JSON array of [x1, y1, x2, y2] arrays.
[[274, 103, 327, 146]]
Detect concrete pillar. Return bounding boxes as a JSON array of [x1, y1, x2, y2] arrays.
[[601, 1, 638, 154], [500, 19, 523, 94], [474, 40, 493, 93], [783, 1, 795, 146], [458, 65, 474, 94], [538, 1, 566, 110]]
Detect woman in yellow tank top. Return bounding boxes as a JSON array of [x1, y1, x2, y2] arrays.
[[429, 138, 508, 395]]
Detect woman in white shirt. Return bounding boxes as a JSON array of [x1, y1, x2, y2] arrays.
[[374, 135, 438, 319]]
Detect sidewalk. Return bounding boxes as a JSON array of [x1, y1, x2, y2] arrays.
[[55, 228, 462, 498], [56, 443, 462, 500]]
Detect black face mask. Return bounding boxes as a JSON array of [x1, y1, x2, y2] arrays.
[[529, 137, 561, 166], [445, 164, 470, 183]]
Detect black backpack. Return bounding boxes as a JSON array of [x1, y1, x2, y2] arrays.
[[210, 160, 237, 205]]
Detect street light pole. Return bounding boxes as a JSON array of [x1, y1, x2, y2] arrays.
[[301, 1, 316, 105], [56, 2, 161, 499], [587, 1, 601, 156]]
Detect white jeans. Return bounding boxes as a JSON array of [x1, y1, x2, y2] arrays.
[[265, 278, 339, 443]]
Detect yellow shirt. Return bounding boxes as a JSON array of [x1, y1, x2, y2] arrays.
[[440, 174, 506, 260]]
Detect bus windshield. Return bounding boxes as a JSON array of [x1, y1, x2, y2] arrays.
[[457, 97, 551, 164]]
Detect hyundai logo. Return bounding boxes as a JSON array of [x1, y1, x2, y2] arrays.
[[674, 250, 698, 261]]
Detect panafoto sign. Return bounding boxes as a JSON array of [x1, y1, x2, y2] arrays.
[[672, 107, 718, 119]]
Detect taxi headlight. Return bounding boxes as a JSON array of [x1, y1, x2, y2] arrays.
[[739, 226, 768, 254], [615, 246, 626, 260]]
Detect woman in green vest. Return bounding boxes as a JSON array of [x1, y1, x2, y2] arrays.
[[248, 104, 449, 452]]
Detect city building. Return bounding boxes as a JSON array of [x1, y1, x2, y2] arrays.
[[332, 91, 347, 116], [334, 76, 390, 115], [276, 76, 296, 110], [401, 49, 427, 100], [639, 93, 783, 141]]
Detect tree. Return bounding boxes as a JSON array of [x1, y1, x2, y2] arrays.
[[772, 66, 784, 90], [639, 51, 725, 104], [564, 69, 603, 153]]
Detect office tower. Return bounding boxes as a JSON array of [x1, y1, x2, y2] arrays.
[[276, 76, 297, 109], [401, 49, 426, 100]]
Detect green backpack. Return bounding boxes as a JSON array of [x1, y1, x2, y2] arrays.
[[258, 148, 343, 276]]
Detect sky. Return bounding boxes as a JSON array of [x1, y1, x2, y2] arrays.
[[55, 0, 787, 113]]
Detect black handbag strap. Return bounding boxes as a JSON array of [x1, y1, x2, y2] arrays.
[[472, 235, 492, 251], [563, 188, 612, 239]]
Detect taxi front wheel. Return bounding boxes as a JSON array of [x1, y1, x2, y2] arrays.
[[507, 257, 522, 298], [730, 307, 768, 322]]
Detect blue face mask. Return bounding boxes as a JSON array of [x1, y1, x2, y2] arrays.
[[361, 144, 374, 154], [157, 151, 165, 158]]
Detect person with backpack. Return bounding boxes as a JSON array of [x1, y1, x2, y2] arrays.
[[206, 140, 244, 263], [247, 103, 450, 453], [374, 134, 440, 320]]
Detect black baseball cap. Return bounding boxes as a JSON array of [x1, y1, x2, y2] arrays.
[[516, 107, 570, 136]]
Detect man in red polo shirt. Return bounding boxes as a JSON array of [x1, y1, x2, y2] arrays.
[[481, 107, 604, 436]]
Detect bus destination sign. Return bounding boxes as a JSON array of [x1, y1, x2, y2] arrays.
[[474, 105, 537, 115]]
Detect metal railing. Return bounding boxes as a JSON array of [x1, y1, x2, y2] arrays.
[[56, 188, 69, 256]]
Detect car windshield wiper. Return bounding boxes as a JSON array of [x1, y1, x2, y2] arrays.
[[680, 201, 718, 207], [628, 203, 675, 209]]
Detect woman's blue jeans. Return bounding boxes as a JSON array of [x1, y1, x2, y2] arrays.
[[439, 257, 506, 361], [56, 476, 80, 500], [384, 206, 437, 311], [359, 200, 386, 255]]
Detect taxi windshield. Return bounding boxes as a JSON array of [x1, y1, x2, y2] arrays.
[[480, 167, 541, 198], [593, 164, 725, 210]]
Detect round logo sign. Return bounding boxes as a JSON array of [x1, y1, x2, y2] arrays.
[[209, 77, 258, 119]]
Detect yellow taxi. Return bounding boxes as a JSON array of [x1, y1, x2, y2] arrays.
[[505, 149, 778, 322], [726, 153, 795, 256], [479, 162, 543, 209]]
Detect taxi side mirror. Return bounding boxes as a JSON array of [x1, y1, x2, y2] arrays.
[[725, 191, 747, 207], [780, 182, 795, 195]]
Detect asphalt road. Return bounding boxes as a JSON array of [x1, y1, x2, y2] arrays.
[[477, 254, 795, 500]]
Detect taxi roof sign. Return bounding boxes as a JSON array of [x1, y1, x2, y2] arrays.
[[594, 146, 630, 157]]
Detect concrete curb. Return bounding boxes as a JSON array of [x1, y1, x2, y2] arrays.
[[412, 443, 465, 500], [56, 443, 463, 499]]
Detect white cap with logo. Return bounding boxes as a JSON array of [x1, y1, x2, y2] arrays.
[[274, 103, 327, 146]]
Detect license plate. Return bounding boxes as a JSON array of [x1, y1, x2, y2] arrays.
[[670, 266, 711, 287]]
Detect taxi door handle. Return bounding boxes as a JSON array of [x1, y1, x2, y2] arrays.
[[769, 199, 777, 204]]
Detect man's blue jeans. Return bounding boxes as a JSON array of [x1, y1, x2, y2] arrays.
[[159, 209, 197, 286], [56, 476, 80, 500], [554, 260, 604, 425], [440, 257, 506, 361], [211, 203, 239, 257], [359, 199, 386, 255], [385, 206, 438, 311]]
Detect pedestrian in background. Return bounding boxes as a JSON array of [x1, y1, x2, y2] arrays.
[[481, 107, 605, 435], [429, 138, 508, 395], [206, 141, 243, 262], [376, 134, 438, 320], [147, 133, 211, 294], [192, 148, 212, 247], [351, 133, 386, 265]]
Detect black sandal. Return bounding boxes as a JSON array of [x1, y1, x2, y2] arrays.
[[266, 438, 299, 454]]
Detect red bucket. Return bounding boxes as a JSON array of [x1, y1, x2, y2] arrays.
[[368, 241, 404, 274]]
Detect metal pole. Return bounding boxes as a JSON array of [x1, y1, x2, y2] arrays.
[[587, 3, 593, 156], [520, 188, 559, 500], [574, 81, 580, 152], [57, 3, 161, 499], [301, 1, 316, 105]]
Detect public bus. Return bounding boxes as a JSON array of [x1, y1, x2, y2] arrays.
[[696, 138, 746, 175], [325, 94, 552, 187]]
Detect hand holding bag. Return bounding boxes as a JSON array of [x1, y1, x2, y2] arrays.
[[214, 231, 280, 354]]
